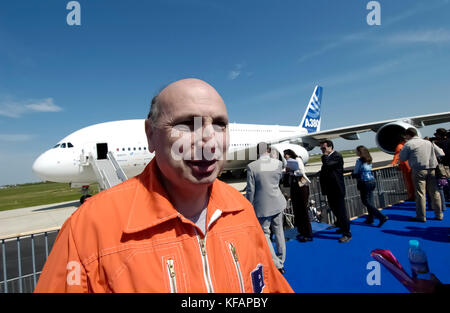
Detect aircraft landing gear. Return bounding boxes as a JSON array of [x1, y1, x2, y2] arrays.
[[80, 185, 92, 204]]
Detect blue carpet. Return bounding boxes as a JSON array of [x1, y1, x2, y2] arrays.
[[283, 201, 450, 293]]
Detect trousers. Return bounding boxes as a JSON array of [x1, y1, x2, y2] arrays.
[[290, 182, 312, 238], [258, 212, 286, 269], [327, 191, 351, 237], [359, 180, 386, 221], [412, 169, 443, 220]]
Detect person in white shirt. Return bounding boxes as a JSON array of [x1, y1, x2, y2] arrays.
[[284, 149, 313, 242], [399, 128, 445, 222]]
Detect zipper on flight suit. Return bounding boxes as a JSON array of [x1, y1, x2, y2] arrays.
[[228, 243, 245, 293], [197, 236, 214, 293], [166, 259, 177, 293], [194, 209, 222, 293]]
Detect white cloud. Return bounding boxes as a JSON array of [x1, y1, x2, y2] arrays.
[[297, 2, 449, 63], [228, 64, 245, 80], [0, 102, 27, 118], [386, 29, 450, 44], [228, 70, 241, 80], [0, 134, 35, 142], [25, 98, 62, 112], [0, 97, 62, 118]]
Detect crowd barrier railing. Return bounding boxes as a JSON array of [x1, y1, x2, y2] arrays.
[[283, 165, 407, 227], [0, 166, 407, 293]]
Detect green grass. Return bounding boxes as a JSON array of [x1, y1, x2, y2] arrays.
[[0, 182, 99, 212], [308, 147, 381, 163], [1, 147, 382, 212]]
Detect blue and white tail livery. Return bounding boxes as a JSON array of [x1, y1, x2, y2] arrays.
[[299, 85, 323, 133]]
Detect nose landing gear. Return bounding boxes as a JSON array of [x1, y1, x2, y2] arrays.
[[80, 185, 92, 204]]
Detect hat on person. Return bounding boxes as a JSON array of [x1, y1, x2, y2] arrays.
[[434, 128, 447, 137]]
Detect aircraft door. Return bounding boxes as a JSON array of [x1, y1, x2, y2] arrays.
[[96, 143, 108, 160]]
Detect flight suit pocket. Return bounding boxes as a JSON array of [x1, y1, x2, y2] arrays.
[[218, 231, 252, 293], [110, 243, 187, 293]]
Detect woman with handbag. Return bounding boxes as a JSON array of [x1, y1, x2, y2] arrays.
[[353, 145, 388, 227], [284, 149, 313, 242]]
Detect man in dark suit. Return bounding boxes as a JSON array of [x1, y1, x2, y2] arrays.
[[319, 140, 352, 243]]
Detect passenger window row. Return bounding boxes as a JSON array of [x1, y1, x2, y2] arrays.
[[53, 142, 74, 149], [117, 147, 148, 152]]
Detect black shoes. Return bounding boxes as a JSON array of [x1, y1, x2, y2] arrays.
[[409, 216, 426, 222], [363, 218, 374, 225], [338, 235, 352, 243], [378, 216, 389, 227], [296, 234, 313, 242]]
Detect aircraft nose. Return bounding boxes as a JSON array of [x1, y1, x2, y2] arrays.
[[32, 151, 51, 181]]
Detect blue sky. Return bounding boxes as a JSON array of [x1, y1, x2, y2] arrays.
[[1, 0, 450, 185]]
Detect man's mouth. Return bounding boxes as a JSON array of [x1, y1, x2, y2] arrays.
[[185, 159, 217, 177]]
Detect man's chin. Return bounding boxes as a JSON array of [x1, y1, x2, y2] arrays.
[[187, 170, 220, 185]]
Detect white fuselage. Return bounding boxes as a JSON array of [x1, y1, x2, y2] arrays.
[[32, 120, 307, 184]]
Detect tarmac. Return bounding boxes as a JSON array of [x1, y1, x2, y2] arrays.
[[0, 151, 393, 239]]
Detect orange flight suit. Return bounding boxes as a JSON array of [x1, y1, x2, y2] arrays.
[[392, 142, 415, 200], [34, 159, 293, 293]]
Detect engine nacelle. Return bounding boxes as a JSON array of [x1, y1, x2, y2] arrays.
[[270, 143, 309, 164], [375, 121, 421, 154]]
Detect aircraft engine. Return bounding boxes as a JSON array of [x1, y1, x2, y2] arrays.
[[375, 121, 420, 154], [270, 143, 310, 164]]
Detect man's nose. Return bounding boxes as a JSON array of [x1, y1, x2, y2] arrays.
[[201, 124, 216, 141]]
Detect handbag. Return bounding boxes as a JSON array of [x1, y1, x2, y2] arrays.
[[297, 176, 309, 187], [282, 172, 290, 187], [436, 163, 450, 179], [431, 142, 449, 178]]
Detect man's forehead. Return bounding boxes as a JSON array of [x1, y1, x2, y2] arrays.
[[158, 80, 227, 119]]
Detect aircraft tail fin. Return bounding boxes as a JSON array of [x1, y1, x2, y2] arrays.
[[299, 85, 323, 133]]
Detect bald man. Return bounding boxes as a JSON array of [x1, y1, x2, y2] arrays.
[[35, 78, 293, 293]]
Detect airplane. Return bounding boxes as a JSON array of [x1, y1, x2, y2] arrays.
[[32, 86, 450, 202]]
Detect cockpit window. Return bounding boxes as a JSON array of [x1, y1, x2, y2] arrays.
[[61, 143, 66, 148], [68, 142, 74, 148], [53, 144, 60, 149]]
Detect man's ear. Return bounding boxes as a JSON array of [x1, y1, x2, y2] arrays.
[[145, 119, 156, 153]]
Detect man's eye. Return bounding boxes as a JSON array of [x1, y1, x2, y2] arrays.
[[173, 124, 192, 132], [213, 123, 227, 131]]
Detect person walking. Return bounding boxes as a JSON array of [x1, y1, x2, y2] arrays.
[[399, 128, 445, 222], [319, 140, 352, 243], [246, 143, 288, 274], [353, 145, 388, 227], [434, 128, 450, 204], [392, 135, 415, 201], [284, 149, 313, 242]]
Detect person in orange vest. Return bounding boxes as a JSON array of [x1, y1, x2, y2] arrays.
[[392, 135, 415, 201], [34, 78, 293, 293]]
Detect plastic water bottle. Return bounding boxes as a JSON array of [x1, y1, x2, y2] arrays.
[[408, 240, 431, 280]]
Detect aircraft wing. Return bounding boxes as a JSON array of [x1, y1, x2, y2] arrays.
[[276, 111, 450, 144]]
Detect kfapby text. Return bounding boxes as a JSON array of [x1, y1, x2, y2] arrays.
[[181, 296, 269, 310]]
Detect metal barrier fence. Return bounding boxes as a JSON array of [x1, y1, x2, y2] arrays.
[[0, 229, 59, 293], [0, 166, 407, 293], [283, 165, 407, 227]]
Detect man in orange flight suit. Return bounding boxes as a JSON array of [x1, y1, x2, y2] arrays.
[[34, 78, 293, 293], [392, 136, 415, 201]]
